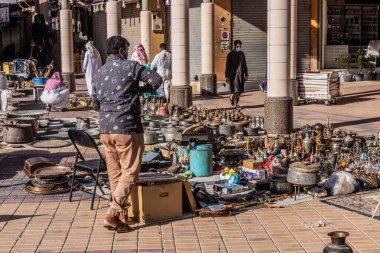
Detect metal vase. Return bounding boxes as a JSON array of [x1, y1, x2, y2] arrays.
[[323, 231, 353, 253], [302, 132, 313, 153]]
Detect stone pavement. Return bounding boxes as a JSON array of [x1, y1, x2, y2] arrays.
[[1, 78, 380, 252], [1, 145, 380, 252]]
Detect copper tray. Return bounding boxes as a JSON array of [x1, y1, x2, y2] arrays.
[[32, 165, 72, 178]]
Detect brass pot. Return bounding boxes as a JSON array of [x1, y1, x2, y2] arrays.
[[3, 124, 34, 144], [3, 117, 38, 135], [232, 120, 250, 132]]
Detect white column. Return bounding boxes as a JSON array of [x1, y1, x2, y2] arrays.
[[141, 0, 151, 58], [201, 1, 214, 75], [289, 0, 298, 106], [171, 0, 189, 87], [290, 0, 297, 80], [60, 2, 75, 91], [264, 0, 293, 135], [170, 0, 192, 107], [200, 0, 216, 95], [106, 0, 121, 38], [267, 0, 290, 97]]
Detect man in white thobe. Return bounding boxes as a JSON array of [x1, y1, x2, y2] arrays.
[[150, 43, 171, 100], [82, 41, 102, 96]]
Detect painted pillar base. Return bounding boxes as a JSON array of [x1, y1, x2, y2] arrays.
[[200, 74, 217, 96], [290, 79, 298, 106], [62, 72, 75, 92], [170, 86, 192, 108], [264, 97, 293, 135]]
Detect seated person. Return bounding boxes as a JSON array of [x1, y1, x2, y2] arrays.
[[40, 72, 70, 112]]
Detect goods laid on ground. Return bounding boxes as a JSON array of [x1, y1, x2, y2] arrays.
[[12, 100, 380, 223]]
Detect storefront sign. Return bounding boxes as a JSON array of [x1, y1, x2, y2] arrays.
[[0, 7, 10, 24], [221, 41, 230, 50]]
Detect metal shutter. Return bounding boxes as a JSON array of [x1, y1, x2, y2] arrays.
[[232, 0, 267, 84], [93, 12, 107, 62], [189, 0, 202, 81], [297, 0, 311, 72], [121, 3, 141, 58]]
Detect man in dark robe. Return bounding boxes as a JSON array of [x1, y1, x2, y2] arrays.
[[225, 40, 248, 107]]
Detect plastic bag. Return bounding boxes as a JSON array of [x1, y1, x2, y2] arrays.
[[324, 171, 357, 196]]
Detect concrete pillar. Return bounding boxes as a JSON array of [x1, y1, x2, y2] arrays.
[[290, 0, 298, 106], [106, 0, 121, 38], [60, 0, 75, 91], [264, 0, 293, 135], [200, 0, 216, 96], [170, 0, 192, 108], [141, 0, 151, 59]]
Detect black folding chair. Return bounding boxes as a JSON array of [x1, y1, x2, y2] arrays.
[[68, 129, 107, 210]]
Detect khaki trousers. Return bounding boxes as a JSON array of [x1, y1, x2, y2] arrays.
[[100, 134, 144, 213]]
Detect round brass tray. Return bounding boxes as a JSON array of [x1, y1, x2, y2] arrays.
[[32, 165, 72, 178], [25, 180, 71, 195]]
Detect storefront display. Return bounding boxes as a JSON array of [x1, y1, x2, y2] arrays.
[[327, 3, 379, 47]]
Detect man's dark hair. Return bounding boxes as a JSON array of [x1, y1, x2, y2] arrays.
[[159, 43, 167, 50], [234, 40, 242, 46], [106, 36, 130, 55]]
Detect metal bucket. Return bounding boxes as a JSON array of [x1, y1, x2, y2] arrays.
[[287, 162, 319, 186], [144, 130, 158, 145], [190, 145, 213, 177], [219, 124, 235, 137]]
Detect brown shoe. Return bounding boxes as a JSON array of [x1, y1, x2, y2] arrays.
[[103, 208, 119, 230]]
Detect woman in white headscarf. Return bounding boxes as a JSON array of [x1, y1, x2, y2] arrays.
[[82, 41, 102, 96], [130, 44, 149, 66]]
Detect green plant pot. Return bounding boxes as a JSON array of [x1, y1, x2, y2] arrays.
[[341, 73, 353, 82], [367, 72, 377, 80]]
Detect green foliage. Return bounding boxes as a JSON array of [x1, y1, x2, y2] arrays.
[[355, 50, 365, 71], [335, 54, 352, 71]]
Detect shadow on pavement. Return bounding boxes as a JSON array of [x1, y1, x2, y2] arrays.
[[342, 89, 380, 97], [0, 214, 44, 222], [0, 149, 76, 180], [332, 117, 380, 128]]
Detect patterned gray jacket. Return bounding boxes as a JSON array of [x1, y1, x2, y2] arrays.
[[93, 57, 162, 134]]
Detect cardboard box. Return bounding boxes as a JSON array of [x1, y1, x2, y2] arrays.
[[243, 159, 263, 170], [241, 167, 267, 180], [128, 181, 183, 223]]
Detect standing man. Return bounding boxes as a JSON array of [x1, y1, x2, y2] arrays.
[[150, 43, 172, 100], [225, 40, 248, 108], [82, 41, 102, 96], [92, 36, 162, 233]]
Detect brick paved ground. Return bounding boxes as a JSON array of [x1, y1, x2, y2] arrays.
[[1, 78, 380, 252]]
